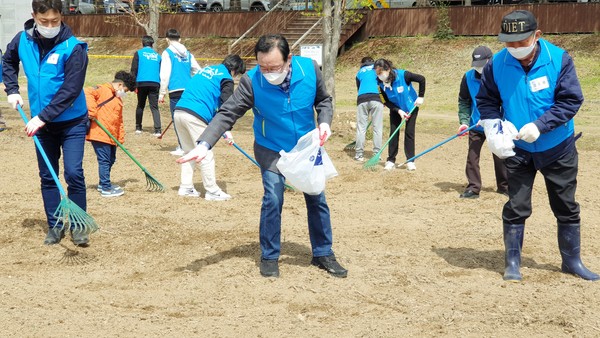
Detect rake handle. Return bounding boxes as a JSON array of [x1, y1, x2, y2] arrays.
[[17, 105, 68, 198], [157, 120, 173, 140], [367, 105, 417, 165], [92, 117, 149, 171], [399, 124, 478, 166]]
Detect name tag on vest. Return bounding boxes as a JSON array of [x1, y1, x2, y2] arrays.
[[47, 53, 60, 65], [529, 76, 549, 93]]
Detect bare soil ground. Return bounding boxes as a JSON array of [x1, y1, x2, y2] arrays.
[[1, 35, 600, 337]]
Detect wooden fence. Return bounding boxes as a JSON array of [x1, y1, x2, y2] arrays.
[[63, 3, 600, 38]]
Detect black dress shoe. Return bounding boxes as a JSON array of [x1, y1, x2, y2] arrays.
[[260, 259, 279, 278], [311, 255, 348, 278], [459, 190, 479, 199], [43, 227, 65, 245]]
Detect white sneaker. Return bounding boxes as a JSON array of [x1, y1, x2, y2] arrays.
[[205, 190, 231, 201], [384, 161, 395, 171], [135, 129, 142, 135], [406, 162, 417, 171], [170, 146, 184, 156], [178, 187, 200, 197]]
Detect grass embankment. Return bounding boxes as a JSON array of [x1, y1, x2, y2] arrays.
[[84, 34, 600, 149]]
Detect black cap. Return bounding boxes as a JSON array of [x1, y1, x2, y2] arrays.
[[471, 46, 493, 67], [498, 10, 537, 43]]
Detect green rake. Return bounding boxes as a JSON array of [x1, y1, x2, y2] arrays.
[[17, 105, 99, 236], [92, 117, 165, 192], [344, 120, 372, 150], [363, 105, 417, 170]]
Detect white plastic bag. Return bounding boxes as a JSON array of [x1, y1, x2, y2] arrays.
[[276, 129, 338, 195], [481, 119, 518, 159]]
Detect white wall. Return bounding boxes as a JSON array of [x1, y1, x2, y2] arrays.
[[0, 1, 32, 52]]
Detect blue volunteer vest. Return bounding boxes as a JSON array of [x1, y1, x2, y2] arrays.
[[18, 32, 87, 121], [356, 64, 379, 96], [379, 69, 417, 112], [176, 64, 231, 123], [166, 48, 192, 91], [249, 56, 318, 153], [465, 69, 484, 133], [492, 39, 572, 153], [136, 46, 160, 84]]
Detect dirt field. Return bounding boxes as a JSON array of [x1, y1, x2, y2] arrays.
[[1, 35, 600, 337]]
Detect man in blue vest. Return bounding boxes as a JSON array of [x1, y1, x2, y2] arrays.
[[177, 34, 347, 279], [354, 56, 383, 162], [173, 54, 245, 200], [3, 0, 90, 246], [478, 10, 598, 281], [457, 46, 507, 199], [159, 28, 201, 156], [131, 35, 162, 137]]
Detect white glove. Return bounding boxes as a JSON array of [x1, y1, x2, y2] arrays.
[[415, 97, 424, 106], [176, 143, 208, 164], [26, 116, 46, 137], [318, 123, 331, 145], [158, 94, 165, 103], [481, 119, 518, 159], [398, 109, 410, 120], [8, 94, 24, 110], [223, 131, 234, 145], [518, 122, 540, 143]]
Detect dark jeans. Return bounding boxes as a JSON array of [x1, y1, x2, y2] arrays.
[[503, 147, 580, 225], [169, 91, 183, 148], [465, 131, 508, 193], [135, 85, 161, 132], [35, 121, 87, 229], [91, 141, 117, 191], [387, 107, 419, 163], [259, 169, 334, 260]]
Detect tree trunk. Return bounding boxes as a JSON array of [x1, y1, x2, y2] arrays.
[[321, 0, 344, 107]]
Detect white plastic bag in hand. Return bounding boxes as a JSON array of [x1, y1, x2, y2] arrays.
[[481, 119, 518, 159], [276, 129, 338, 195]]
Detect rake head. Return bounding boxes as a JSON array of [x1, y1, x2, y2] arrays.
[[343, 141, 357, 151], [145, 172, 165, 192], [53, 198, 99, 236], [362, 155, 380, 170]]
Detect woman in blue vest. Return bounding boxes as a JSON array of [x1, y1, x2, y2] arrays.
[[373, 58, 426, 171], [457, 46, 507, 199], [172, 54, 245, 201], [131, 35, 162, 137], [177, 34, 347, 279], [478, 10, 598, 281], [2, 0, 90, 247]]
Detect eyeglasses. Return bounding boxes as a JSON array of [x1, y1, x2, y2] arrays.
[[258, 63, 286, 74]]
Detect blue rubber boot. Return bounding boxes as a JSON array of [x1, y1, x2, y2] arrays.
[[503, 224, 524, 281], [558, 224, 599, 281]]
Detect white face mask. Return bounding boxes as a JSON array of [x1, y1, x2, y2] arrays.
[[377, 71, 390, 83], [507, 39, 536, 60], [473, 66, 484, 74], [36, 23, 60, 39], [116, 89, 126, 98], [264, 70, 287, 86]]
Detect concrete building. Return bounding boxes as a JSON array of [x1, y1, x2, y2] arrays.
[[0, 1, 31, 53]]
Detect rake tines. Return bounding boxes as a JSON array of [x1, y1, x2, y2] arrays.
[[54, 198, 100, 236], [145, 171, 165, 192]]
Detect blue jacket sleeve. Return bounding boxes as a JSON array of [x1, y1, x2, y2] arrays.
[[37, 44, 89, 122], [475, 60, 502, 121], [2, 33, 22, 95], [533, 52, 583, 134]]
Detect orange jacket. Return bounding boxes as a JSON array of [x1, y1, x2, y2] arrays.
[[85, 83, 125, 145]]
